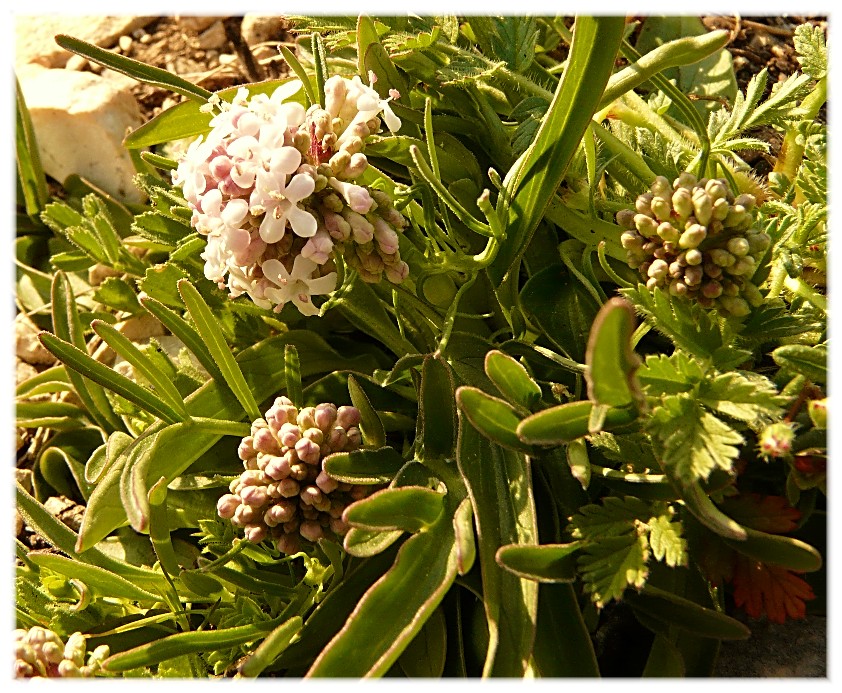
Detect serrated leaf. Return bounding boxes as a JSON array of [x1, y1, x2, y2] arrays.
[[637, 352, 706, 395], [731, 555, 815, 624], [649, 395, 743, 483], [647, 514, 687, 567], [698, 371, 785, 425], [468, 16, 539, 73], [578, 533, 650, 607], [772, 344, 827, 383], [794, 23, 827, 80], [92, 277, 142, 314], [568, 495, 653, 540]]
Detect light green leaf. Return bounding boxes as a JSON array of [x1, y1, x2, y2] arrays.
[[698, 371, 786, 425], [794, 23, 827, 80], [647, 514, 687, 567], [637, 351, 706, 394], [455, 386, 531, 453], [569, 496, 654, 540], [322, 446, 404, 484], [585, 297, 643, 409], [495, 543, 581, 583], [772, 344, 827, 384], [649, 394, 743, 483], [578, 533, 650, 608], [484, 350, 541, 411], [343, 486, 445, 533]]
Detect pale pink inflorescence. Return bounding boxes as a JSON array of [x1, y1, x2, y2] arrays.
[[14, 628, 109, 678], [217, 396, 373, 554], [172, 74, 409, 316]]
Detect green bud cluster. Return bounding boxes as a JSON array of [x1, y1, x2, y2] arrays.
[[616, 173, 771, 316], [14, 628, 108, 678], [217, 396, 375, 555]]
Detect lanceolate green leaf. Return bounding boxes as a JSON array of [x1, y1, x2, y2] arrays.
[[420, 355, 457, 459], [484, 350, 541, 412], [15, 77, 48, 218], [323, 446, 405, 484], [490, 16, 625, 285], [496, 543, 581, 583], [455, 386, 532, 454], [343, 486, 445, 533], [456, 418, 538, 677], [177, 279, 261, 421], [585, 297, 643, 409], [55, 34, 212, 102], [307, 493, 464, 678]]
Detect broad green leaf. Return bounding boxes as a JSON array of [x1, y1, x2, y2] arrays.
[[28, 552, 160, 602], [456, 419, 538, 677], [490, 17, 625, 285], [103, 618, 287, 673], [772, 344, 827, 384], [519, 265, 600, 363], [455, 386, 532, 453], [724, 527, 823, 573], [495, 543, 581, 583], [585, 297, 643, 409], [323, 446, 404, 484], [420, 355, 457, 459], [343, 486, 445, 533], [178, 279, 261, 421], [308, 494, 463, 677], [627, 586, 751, 640], [398, 605, 447, 678], [517, 400, 638, 446], [347, 374, 387, 449], [532, 584, 599, 677], [39, 333, 185, 425], [484, 350, 541, 411], [55, 34, 212, 102], [342, 527, 404, 558], [642, 635, 686, 677], [16, 400, 87, 430]]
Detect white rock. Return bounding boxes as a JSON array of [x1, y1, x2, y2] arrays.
[[176, 16, 228, 33], [15, 15, 156, 69], [17, 64, 145, 203], [15, 313, 54, 365], [240, 14, 285, 48]]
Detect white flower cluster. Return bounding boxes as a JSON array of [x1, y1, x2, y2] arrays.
[[14, 628, 108, 678], [216, 396, 376, 555], [172, 73, 409, 317]]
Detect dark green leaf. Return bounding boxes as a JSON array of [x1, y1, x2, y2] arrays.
[[484, 350, 541, 411], [585, 297, 643, 409], [347, 374, 386, 449], [343, 486, 445, 533], [398, 606, 447, 678], [495, 543, 581, 582], [323, 446, 405, 484], [455, 386, 532, 454], [420, 355, 457, 459]]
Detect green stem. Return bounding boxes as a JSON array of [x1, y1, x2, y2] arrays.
[[591, 121, 656, 184], [775, 76, 827, 182], [784, 276, 827, 312]]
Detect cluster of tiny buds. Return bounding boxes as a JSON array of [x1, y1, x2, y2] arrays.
[[217, 397, 373, 554], [616, 172, 772, 317], [757, 421, 797, 460], [14, 628, 108, 678]]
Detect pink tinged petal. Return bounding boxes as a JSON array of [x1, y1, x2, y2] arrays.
[[282, 102, 306, 127], [230, 164, 257, 189], [288, 205, 318, 238], [306, 272, 338, 296], [227, 135, 260, 159], [292, 294, 320, 317], [209, 156, 232, 179], [272, 147, 302, 176], [290, 254, 319, 281], [285, 173, 316, 203], [226, 227, 251, 253], [201, 188, 223, 215], [222, 198, 249, 227], [236, 111, 261, 137]]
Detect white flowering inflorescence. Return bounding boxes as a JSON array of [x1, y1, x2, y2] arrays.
[[172, 73, 409, 316], [616, 173, 772, 317], [217, 396, 374, 555], [14, 628, 109, 678]]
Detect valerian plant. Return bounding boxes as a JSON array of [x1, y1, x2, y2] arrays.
[[14, 15, 826, 678]]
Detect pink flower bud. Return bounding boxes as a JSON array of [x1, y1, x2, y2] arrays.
[[265, 501, 297, 526], [341, 209, 374, 243], [216, 494, 240, 519], [323, 210, 352, 240], [299, 485, 324, 507], [238, 436, 256, 460], [244, 524, 268, 543], [264, 453, 292, 480], [276, 533, 300, 555], [299, 520, 324, 542], [384, 261, 409, 284], [279, 423, 302, 448], [315, 470, 339, 494], [328, 426, 347, 451], [297, 407, 316, 429], [278, 478, 300, 498], [289, 462, 310, 481], [301, 230, 334, 265], [304, 427, 325, 445], [233, 504, 256, 526], [345, 427, 362, 450], [329, 516, 350, 536], [336, 406, 361, 429], [240, 486, 269, 508], [295, 437, 321, 465], [253, 428, 280, 454], [373, 218, 400, 254], [314, 403, 338, 432], [350, 484, 369, 500]]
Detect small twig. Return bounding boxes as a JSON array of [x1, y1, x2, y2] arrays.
[[222, 17, 264, 82]]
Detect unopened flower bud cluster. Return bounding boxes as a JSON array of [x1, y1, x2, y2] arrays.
[[217, 396, 372, 554], [14, 628, 108, 678], [616, 173, 772, 317], [172, 73, 409, 316]]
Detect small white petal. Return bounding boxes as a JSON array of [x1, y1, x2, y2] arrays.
[[221, 198, 249, 227], [285, 173, 316, 203], [288, 206, 318, 238], [306, 272, 338, 295]]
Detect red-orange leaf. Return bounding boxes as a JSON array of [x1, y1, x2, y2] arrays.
[[719, 493, 800, 534], [731, 555, 815, 624]]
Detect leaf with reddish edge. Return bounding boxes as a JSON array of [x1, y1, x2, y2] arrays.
[[731, 555, 815, 624]]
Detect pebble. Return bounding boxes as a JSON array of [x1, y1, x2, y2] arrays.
[[118, 35, 133, 52], [65, 55, 89, 71], [139, 33, 152, 45], [218, 53, 238, 66], [197, 20, 228, 50]]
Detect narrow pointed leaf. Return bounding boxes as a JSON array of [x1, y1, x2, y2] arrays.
[[724, 527, 823, 572], [517, 400, 637, 446], [347, 374, 386, 448], [420, 355, 457, 459], [39, 333, 184, 425], [238, 617, 303, 677], [178, 279, 261, 421], [92, 319, 189, 418], [16, 77, 48, 217]]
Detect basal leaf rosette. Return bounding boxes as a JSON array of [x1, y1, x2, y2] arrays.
[[172, 75, 409, 317], [616, 172, 772, 317]]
